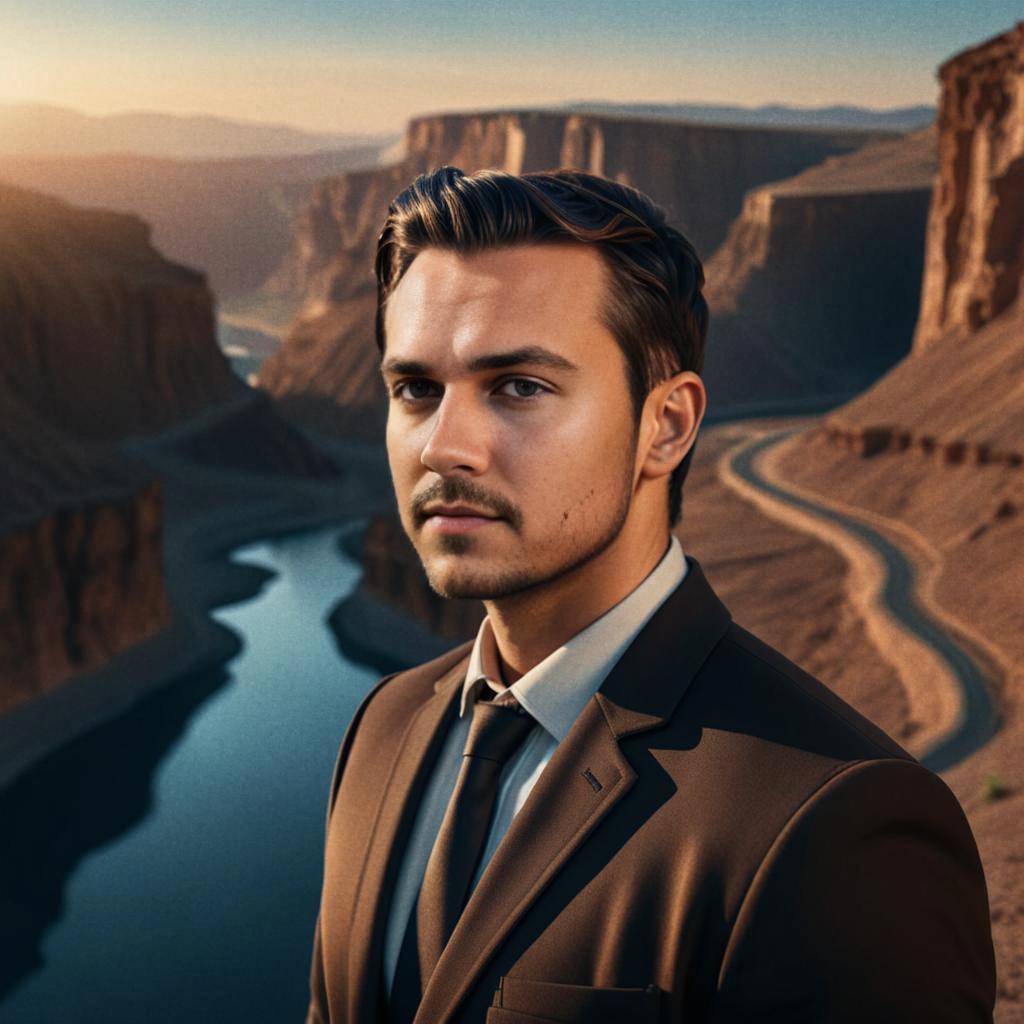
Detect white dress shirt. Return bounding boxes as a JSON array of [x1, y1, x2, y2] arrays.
[[383, 534, 689, 994]]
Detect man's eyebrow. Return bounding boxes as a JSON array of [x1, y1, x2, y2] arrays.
[[380, 357, 430, 377], [380, 346, 579, 376], [467, 347, 580, 373]]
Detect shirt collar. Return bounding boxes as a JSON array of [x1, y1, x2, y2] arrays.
[[460, 534, 688, 742]]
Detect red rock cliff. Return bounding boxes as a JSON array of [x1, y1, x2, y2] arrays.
[[0, 395, 169, 716], [914, 22, 1024, 351]]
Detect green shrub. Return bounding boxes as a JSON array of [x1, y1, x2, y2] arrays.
[[982, 774, 1010, 801]]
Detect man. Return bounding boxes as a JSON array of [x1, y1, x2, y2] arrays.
[[307, 166, 996, 1023]]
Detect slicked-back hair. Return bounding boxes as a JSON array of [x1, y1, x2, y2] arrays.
[[374, 165, 709, 527]]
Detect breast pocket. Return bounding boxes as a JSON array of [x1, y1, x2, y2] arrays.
[[486, 976, 663, 1024]]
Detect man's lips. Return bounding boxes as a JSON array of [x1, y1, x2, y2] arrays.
[[421, 503, 503, 533], [422, 503, 500, 519]]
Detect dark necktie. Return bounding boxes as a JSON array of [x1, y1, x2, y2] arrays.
[[389, 688, 535, 1023]]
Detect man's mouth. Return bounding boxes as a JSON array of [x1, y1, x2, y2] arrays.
[[421, 503, 503, 533], [411, 482, 522, 533]]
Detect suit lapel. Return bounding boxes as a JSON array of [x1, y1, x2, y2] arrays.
[[346, 653, 469, 1023], [413, 554, 733, 1024], [414, 695, 635, 1024]]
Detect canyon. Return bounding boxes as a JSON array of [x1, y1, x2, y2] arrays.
[[3, 24, 1022, 1016], [0, 183, 242, 439], [821, 21, 1024, 465], [0, 182, 236, 717], [259, 110, 895, 434], [0, 145, 391, 301]]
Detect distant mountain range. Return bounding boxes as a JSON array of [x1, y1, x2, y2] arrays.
[[0, 103, 400, 160], [0, 101, 935, 162], [553, 101, 936, 131]]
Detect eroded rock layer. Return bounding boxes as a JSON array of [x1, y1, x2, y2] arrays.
[[0, 397, 169, 716], [914, 21, 1024, 351], [0, 182, 239, 716]]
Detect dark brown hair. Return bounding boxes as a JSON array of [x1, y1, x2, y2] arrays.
[[374, 165, 709, 526]]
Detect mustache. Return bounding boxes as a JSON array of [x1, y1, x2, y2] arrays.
[[411, 478, 523, 532]]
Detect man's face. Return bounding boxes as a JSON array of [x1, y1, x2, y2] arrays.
[[382, 242, 642, 601]]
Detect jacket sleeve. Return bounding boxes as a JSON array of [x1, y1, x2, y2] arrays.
[[305, 910, 329, 1024], [305, 672, 399, 1024], [711, 757, 996, 1023]]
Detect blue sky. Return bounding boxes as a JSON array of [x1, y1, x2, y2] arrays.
[[2, 1, 1021, 132]]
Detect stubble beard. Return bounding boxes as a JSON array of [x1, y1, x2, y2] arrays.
[[416, 450, 638, 602]]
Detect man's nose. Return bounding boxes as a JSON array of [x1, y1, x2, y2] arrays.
[[419, 390, 490, 476]]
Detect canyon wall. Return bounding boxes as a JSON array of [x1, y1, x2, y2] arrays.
[[703, 128, 936, 415], [0, 397, 169, 716], [0, 183, 239, 716], [914, 21, 1024, 351], [822, 23, 1024, 464], [260, 110, 890, 435], [0, 183, 243, 441]]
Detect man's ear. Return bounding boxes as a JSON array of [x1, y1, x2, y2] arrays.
[[639, 370, 706, 481]]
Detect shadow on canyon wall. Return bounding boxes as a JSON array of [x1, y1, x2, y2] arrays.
[[0, 663, 231, 998]]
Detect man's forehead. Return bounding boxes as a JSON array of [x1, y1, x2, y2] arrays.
[[383, 243, 610, 358]]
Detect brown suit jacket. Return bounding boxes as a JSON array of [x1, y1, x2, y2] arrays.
[[307, 555, 996, 1023]]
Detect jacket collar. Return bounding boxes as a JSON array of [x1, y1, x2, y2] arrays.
[[456, 534, 689, 742], [597, 553, 733, 739]]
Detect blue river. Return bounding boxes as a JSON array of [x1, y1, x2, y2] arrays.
[[1, 527, 378, 1023]]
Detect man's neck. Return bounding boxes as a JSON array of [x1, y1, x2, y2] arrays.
[[482, 528, 671, 684]]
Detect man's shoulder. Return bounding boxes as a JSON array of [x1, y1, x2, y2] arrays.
[[670, 621, 976, 895], [694, 619, 914, 765]]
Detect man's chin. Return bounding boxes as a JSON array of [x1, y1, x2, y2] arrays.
[[422, 558, 538, 602]]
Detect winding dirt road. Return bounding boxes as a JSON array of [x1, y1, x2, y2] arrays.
[[720, 424, 1000, 772]]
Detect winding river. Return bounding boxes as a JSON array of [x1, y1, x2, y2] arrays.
[[1, 527, 376, 1023]]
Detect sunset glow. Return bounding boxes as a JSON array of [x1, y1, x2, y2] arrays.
[[2, 0, 1020, 133]]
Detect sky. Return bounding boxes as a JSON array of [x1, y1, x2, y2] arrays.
[[2, 0, 1021, 134]]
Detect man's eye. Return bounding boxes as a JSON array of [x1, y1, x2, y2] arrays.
[[394, 379, 439, 401], [497, 378, 546, 398]]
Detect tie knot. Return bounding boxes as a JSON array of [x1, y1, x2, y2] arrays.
[[463, 695, 534, 765]]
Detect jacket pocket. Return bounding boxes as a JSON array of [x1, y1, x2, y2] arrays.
[[485, 1010, 565, 1024], [489, 976, 663, 1023]]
